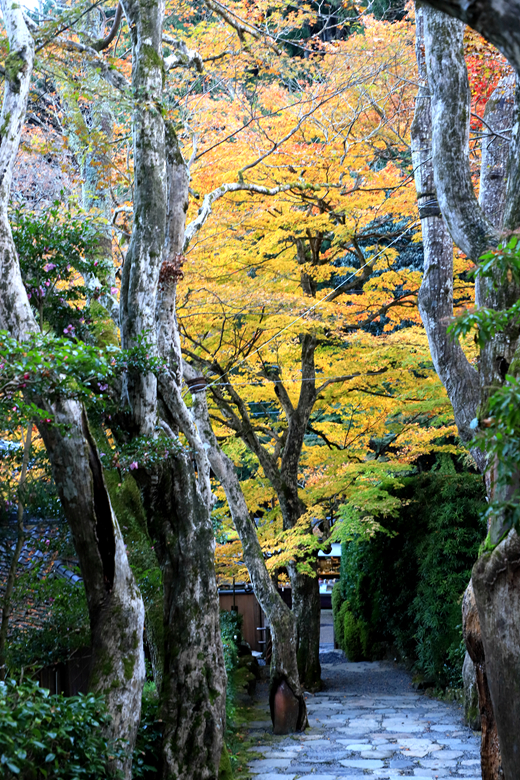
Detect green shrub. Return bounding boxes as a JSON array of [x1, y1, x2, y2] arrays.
[[0, 679, 122, 779], [410, 470, 486, 686], [332, 462, 486, 686], [342, 608, 367, 662], [331, 584, 345, 649], [220, 610, 242, 724]]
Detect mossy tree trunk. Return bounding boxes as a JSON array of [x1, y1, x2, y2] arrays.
[[113, 9, 227, 768], [0, 6, 146, 778], [141, 452, 227, 779], [412, 6, 520, 778]]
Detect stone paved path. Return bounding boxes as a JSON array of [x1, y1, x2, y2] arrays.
[[246, 652, 481, 780]]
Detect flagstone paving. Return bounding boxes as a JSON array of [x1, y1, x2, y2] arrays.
[[246, 651, 481, 780]]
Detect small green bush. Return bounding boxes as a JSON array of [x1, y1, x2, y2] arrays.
[[0, 679, 122, 779], [342, 608, 365, 662], [220, 609, 242, 724]]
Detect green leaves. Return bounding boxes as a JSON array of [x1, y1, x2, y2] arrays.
[[0, 330, 165, 429], [448, 237, 520, 537], [11, 202, 111, 340], [0, 679, 123, 779], [476, 235, 520, 287]]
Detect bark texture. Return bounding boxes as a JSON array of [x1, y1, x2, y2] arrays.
[[186, 374, 307, 732], [0, 5, 145, 773], [120, 0, 166, 435], [420, 0, 520, 75], [414, 6, 520, 778], [143, 452, 226, 780], [113, 9, 227, 768], [463, 581, 503, 779], [473, 534, 520, 780], [410, 10, 480, 446]]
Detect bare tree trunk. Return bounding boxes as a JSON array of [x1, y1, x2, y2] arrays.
[[419, 0, 520, 75], [0, 7, 145, 775], [0, 422, 32, 679], [141, 452, 226, 780], [413, 6, 520, 778], [289, 561, 322, 692], [187, 378, 308, 732], [463, 581, 503, 778]]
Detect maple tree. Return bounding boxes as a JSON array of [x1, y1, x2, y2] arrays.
[[177, 8, 464, 693]]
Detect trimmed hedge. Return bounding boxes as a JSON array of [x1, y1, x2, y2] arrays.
[[332, 466, 486, 687]]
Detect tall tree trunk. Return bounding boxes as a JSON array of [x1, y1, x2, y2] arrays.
[[142, 452, 227, 780], [288, 562, 322, 692], [113, 7, 227, 760], [413, 6, 520, 778], [463, 581, 503, 778], [187, 377, 308, 732], [419, 0, 520, 75], [0, 7, 145, 776], [278, 333, 322, 692]]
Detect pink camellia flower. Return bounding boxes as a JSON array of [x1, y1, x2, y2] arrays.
[[111, 286, 118, 296], [129, 461, 138, 470]]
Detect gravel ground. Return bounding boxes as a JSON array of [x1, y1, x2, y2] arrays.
[[319, 649, 418, 696]]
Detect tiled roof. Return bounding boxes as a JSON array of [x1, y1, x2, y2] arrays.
[[0, 517, 81, 637]]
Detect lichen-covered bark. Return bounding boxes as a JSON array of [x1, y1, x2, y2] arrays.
[[411, 6, 480, 448], [0, 6, 145, 774], [420, 0, 520, 75], [415, 7, 520, 779], [115, 33, 226, 768], [187, 377, 307, 732], [142, 451, 226, 780], [478, 75, 515, 231], [40, 408, 146, 770], [423, 9, 498, 261], [120, 0, 166, 436]]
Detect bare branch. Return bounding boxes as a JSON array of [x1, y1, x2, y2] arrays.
[[91, 3, 123, 52], [57, 40, 131, 93], [203, 0, 282, 55], [163, 36, 203, 72]]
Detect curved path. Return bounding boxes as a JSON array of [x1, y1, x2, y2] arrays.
[[246, 650, 481, 780]]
